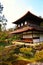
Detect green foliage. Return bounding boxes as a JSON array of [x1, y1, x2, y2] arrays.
[[35, 50, 43, 62], [34, 43, 43, 50], [0, 31, 12, 46], [14, 47, 20, 54], [20, 47, 32, 53], [11, 34, 21, 41], [0, 37, 43, 63], [0, 46, 18, 63], [0, 32, 8, 40], [20, 47, 34, 58], [6, 54, 18, 62]]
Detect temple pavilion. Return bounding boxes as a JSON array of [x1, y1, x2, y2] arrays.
[[11, 11, 43, 43]]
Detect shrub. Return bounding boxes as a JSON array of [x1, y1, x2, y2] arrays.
[[14, 47, 20, 54], [34, 43, 43, 50], [20, 47, 32, 53], [20, 47, 34, 58], [35, 50, 43, 62]]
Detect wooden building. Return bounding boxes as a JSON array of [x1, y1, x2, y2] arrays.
[[11, 11, 43, 43]]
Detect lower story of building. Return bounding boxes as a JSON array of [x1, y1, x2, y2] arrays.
[[15, 31, 43, 43], [11, 25, 43, 43]]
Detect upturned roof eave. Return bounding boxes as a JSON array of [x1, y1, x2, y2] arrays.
[[13, 11, 43, 24]]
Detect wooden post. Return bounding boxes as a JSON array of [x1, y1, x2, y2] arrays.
[[32, 30, 33, 43], [39, 31, 40, 43]]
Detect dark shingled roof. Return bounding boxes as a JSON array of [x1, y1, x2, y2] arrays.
[[10, 26, 43, 34], [13, 11, 43, 24]]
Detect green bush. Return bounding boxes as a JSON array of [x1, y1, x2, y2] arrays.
[[35, 50, 43, 62], [20, 47, 32, 53], [14, 47, 20, 54], [34, 43, 43, 50], [20, 47, 34, 58]]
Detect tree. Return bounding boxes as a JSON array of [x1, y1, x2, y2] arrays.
[[0, 3, 7, 31], [2, 15, 7, 31]]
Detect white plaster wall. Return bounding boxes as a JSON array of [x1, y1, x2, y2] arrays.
[[23, 34, 32, 38], [33, 39, 39, 43], [40, 34, 43, 42]]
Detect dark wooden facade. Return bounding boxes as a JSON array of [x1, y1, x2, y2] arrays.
[[11, 11, 43, 43]]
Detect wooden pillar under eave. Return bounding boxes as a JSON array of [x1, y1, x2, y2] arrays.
[[39, 31, 40, 43], [32, 30, 33, 44]]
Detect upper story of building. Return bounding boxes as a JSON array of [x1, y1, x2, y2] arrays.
[[13, 11, 43, 29]]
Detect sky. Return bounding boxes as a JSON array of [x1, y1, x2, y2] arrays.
[[0, 0, 43, 29]]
